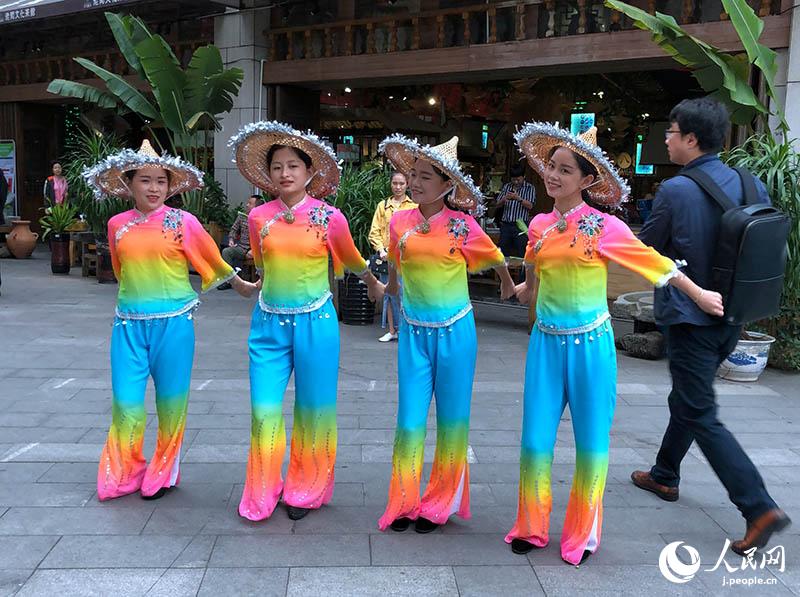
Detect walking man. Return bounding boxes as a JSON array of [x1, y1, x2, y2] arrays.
[[631, 97, 790, 555], [495, 164, 535, 258]]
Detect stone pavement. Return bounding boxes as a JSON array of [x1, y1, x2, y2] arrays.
[[0, 255, 798, 597]]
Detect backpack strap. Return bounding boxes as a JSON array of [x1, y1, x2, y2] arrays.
[[681, 167, 737, 212], [733, 166, 760, 206]]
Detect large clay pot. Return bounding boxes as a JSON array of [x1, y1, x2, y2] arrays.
[[49, 233, 71, 274], [6, 220, 38, 258]]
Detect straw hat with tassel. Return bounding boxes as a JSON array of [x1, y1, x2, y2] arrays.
[[83, 139, 204, 200]]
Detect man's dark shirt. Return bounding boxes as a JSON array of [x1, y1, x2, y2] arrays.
[[639, 153, 771, 327]]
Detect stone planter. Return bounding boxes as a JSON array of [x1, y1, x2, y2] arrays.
[[6, 219, 38, 258], [717, 332, 776, 382]]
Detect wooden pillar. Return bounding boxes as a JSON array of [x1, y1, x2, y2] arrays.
[[338, 0, 355, 20], [516, 2, 526, 40]]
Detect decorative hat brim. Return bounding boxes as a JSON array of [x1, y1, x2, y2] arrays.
[[378, 134, 482, 211], [82, 150, 204, 200], [228, 121, 340, 199], [514, 122, 630, 207]]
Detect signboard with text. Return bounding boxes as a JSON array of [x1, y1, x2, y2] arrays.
[[0, 0, 139, 25], [0, 140, 17, 218]]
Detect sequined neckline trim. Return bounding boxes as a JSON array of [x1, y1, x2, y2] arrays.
[[278, 196, 309, 213], [416, 206, 446, 225], [551, 202, 586, 220]]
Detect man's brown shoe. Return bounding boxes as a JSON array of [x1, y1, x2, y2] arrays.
[[630, 470, 679, 502], [731, 509, 791, 556]]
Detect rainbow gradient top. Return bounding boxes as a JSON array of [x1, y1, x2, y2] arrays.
[[249, 196, 368, 313], [525, 203, 677, 334], [108, 205, 235, 319], [388, 206, 505, 327]]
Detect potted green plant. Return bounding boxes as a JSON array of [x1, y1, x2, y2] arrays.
[[723, 134, 800, 371], [62, 127, 127, 282], [606, 0, 800, 372], [330, 164, 390, 325], [85, 196, 130, 283], [39, 202, 79, 274]]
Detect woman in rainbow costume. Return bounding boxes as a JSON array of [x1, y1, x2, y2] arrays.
[[84, 140, 258, 501], [377, 135, 515, 533], [505, 123, 724, 565], [229, 122, 383, 522]]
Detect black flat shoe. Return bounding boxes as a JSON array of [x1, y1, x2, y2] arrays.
[[579, 550, 593, 565], [141, 487, 169, 501], [414, 517, 439, 534], [287, 505, 311, 520], [511, 538, 536, 554], [390, 517, 412, 532]]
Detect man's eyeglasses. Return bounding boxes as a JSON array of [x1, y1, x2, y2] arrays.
[[664, 129, 682, 138]]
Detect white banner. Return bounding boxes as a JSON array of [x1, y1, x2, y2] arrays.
[[0, 139, 17, 218]]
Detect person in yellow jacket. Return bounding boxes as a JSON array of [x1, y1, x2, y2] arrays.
[[369, 171, 416, 342]]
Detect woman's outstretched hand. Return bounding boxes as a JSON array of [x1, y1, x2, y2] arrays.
[[500, 276, 516, 301], [231, 276, 259, 298], [515, 281, 533, 305]]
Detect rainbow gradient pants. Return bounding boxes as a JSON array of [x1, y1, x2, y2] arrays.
[[98, 313, 194, 501], [505, 320, 616, 565], [238, 298, 339, 521], [378, 311, 476, 530]]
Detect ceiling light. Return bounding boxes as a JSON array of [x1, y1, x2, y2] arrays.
[[428, 97, 436, 106], [344, 87, 352, 93]]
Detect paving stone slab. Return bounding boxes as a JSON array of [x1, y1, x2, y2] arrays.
[[287, 566, 458, 596], [198, 567, 288, 597], [0, 537, 59, 569], [453, 565, 543, 596], [371, 533, 521, 565], [16, 568, 165, 597], [210, 534, 370, 567], [0, 569, 32, 597], [0, 507, 153, 535], [40, 535, 193, 569]]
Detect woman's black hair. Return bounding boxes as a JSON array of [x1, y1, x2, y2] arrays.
[[548, 146, 598, 203], [390, 170, 408, 182], [124, 168, 172, 183], [266, 144, 313, 168]]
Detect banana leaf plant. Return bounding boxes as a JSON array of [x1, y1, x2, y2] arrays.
[[604, 0, 787, 133], [331, 165, 391, 257], [607, 0, 800, 370], [47, 11, 243, 174]]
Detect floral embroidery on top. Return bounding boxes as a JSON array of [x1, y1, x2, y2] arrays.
[[307, 204, 334, 242], [162, 208, 183, 242], [446, 217, 470, 254], [570, 213, 605, 258]]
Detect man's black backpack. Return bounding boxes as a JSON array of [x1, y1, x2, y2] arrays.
[[681, 167, 790, 326]]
